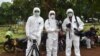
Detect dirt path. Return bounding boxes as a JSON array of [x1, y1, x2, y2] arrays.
[[0, 47, 100, 56]]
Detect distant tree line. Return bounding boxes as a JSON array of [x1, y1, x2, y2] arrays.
[[0, 0, 100, 24]]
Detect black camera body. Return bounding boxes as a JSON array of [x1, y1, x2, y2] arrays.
[[74, 28, 84, 37], [66, 23, 71, 28], [33, 39, 37, 44]]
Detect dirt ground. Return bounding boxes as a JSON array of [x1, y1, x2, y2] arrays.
[[0, 46, 100, 56]]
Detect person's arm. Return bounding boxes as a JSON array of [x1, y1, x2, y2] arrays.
[[62, 19, 69, 32], [77, 17, 84, 31], [26, 17, 36, 39], [45, 19, 55, 32], [25, 17, 31, 38]]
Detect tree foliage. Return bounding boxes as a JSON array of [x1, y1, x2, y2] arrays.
[[0, 0, 100, 24]]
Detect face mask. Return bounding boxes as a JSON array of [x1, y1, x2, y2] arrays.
[[34, 12, 40, 17], [50, 15, 55, 19], [68, 13, 73, 17]]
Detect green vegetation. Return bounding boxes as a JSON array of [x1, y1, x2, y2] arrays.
[[84, 23, 100, 35], [0, 0, 100, 43], [0, 23, 100, 43], [0, 25, 26, 43], [0, 0, 100, 24]]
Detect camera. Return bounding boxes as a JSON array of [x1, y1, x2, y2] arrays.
[[74, 28, 84, 37], [33, 39, 37, 44], [66, 23, 71, 28]]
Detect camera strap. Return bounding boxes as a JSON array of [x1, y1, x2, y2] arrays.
[[69, 18, 72, 39], [75, 16, 79, 28]]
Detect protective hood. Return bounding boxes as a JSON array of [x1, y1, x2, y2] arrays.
[[66, 8, 74, 17], [48, 10, 56, 19], [33, 7, 40, 17]]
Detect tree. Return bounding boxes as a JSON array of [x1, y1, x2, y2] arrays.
[[0, 0, 100, 24], [0, 2, 12, 24]]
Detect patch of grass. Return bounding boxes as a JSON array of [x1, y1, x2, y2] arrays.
[[84, 23, 100, 35], [0, 25, 26, 43], [0, 23, 100, 43]]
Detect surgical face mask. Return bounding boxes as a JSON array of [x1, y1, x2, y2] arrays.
[[34, 12, 40, 16], [50, 15, 55, 19], [68, 12, 73, 17]]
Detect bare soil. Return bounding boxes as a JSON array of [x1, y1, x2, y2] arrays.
[[0, 46, 100, 56]]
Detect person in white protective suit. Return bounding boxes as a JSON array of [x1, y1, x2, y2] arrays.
[[25, 7, 44, 56], [45, 10, 59, 56], [62, 8, 84, 56]]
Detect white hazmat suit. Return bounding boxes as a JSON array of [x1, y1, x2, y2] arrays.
[[45, 10, 59, 56], [25, 7, 44, 56], [62, 8, 84, 56]]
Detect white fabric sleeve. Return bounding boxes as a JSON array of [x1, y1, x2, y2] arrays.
[[25, 17, 31, 38], [45, 19, 55, 32], [62, 19, 68, 31], [77, 17, 84, 31]]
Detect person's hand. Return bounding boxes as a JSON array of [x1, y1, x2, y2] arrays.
[[55, 29, 60, 32]]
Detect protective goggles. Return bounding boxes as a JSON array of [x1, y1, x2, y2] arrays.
[[50, 13, 55, 15], [34, 10, 39, 13], [68, 12, 73, 14]]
